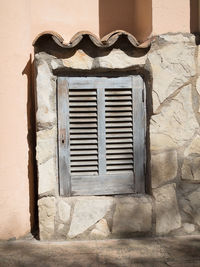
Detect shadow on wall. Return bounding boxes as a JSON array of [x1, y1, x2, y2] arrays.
[[190, 0, 199, 33], [22, 55, 38, 237], [99, 0, 152, 43]]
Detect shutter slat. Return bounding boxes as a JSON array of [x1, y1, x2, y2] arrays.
[[107, 159, 133, 164], [70, 134, 98, 139], [106, 128, 133, 133], [106, 133, 132, 138], [69, 90, 97, 96], [106, 154, 133, 159], [71, 161, 98, 166], [106, 149, 133, 154], [105, 96, 132, 100], [71, 166, 98, 171], [71, 150, 98, 155], [106, 122, 132, 127], [70, 107, 97, 112], [70, 123, 97, 128], [70, 129, 97, 133], [106, 101, 132, 106], [105, 90, 132, 95], [70, 144, 98, 149], [70, 118, 97, 122], [71, 155, 98, 160], [69, 96, 97, 101], [106, 117, 132, 122], [106, 106, 132, 111], [106, 138, 132, 143], [70, 139, 97, 144], [106, 112, 132, 117], [107, 143, 133, 149], [70, 113, 97, 117], [70, 102, 97, 107], [107, 165, 133, 170]]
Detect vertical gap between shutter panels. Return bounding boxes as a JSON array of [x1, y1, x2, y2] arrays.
[[105, 88, 134, 174], [69, 88, 99, 176]]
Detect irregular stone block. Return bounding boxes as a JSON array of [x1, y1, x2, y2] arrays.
[[58, 200, 71, 223], [150, 85, 199, 146], [184, 135, 200, 156], [153, 184, 181, 235], [112, 197, 152, 234], [36, 59, 56, 128], [38, 157, 57, 195], [182, 156, 200, 181], [183, 223, 195, 234], [68, 197, 113, 238], [187, 188, 200, 226], [90, 219, 110, 237], [148, 39, 195, 111], [151, 150, 178, 188], [150, 133, 177, 151], [38, 197, 56, 240], [36, 127, 57, 164]]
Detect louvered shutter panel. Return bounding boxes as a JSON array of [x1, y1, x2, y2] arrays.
[[58, 76, 145, 196]]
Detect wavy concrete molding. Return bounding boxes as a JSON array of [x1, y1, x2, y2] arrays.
[[33, 30, 151, 49]]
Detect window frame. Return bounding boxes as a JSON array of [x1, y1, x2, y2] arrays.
[[57, 75, 146, 196]]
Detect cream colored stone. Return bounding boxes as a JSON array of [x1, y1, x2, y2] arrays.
[[183, 223, 195, 234], [63, 50, 93, 69], [182, 157, 200, 181], [58, 200, 71, 223], [112, 197, 152, 234], [151, 150, 178, 188], [184, 135, 200, 156], [38, 158, 57, 195], [150, 85, 199, 146], [148, 42, 195, 111], [36, 59, 56, 128], [150, 133, 177, 151], [98, 49, 147, 69], [159, 33, 195, 44], [38, 197, 56, 240], [68, 197, 113, 238], [36, 127, 56, 164], [90, 219, 110, 238], [153, 184, 181, 235]]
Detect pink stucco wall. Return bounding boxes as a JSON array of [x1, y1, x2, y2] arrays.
[[0, 0, 194, 239]]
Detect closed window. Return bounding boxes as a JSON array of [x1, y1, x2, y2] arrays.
[[58, 76, 146, 196]]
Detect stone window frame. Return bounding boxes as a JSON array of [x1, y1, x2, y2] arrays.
[[35, 48, 149, 198]]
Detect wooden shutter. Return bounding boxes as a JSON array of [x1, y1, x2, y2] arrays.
[[58, 76, 145, 196]]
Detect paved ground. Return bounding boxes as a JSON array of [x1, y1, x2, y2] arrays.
[[0, 236, 200, 267]]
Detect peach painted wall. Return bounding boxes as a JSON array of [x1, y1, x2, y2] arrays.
[[152, 0, 190, 34], [0, 0, 194, 239], [0, 0, 31, 239]]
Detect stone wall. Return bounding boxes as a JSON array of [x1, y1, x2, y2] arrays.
[[35, 33, 200, 240]]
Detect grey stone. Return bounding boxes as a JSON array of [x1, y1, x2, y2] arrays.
[[184, 135, 200, 156], [150, 85, 199, 146], [58, 200, 71, 223], [68, 197, 113, 238], [62, 48, 147, 70], [153, 184, 181, 235], [38, 157, 57, 195], [183, 223, 195, 234], [148, 39, 195, 111], [181, 156, 200, 181], [36, 59, 56, 128], [187, 189, 200, 226], [112, 197, 152, 234], [38, 197, 56, 240], [151, 150, 178, 188], [36, 127, 57, 164]]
